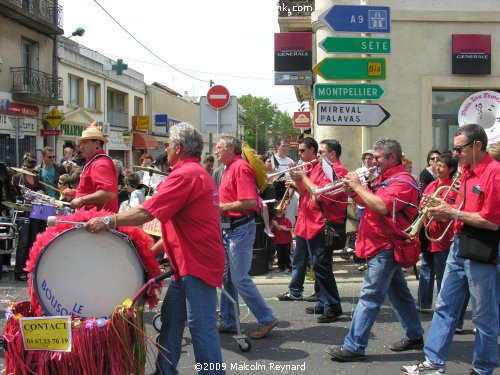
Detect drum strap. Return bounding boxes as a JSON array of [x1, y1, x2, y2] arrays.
[[82, 154, 113, 172]]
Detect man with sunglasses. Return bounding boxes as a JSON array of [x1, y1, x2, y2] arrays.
[[36, 146, 65, 199], [402, 124, 500, 375]]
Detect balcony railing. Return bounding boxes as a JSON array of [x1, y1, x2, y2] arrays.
[[11, 67, 63, 106], [107, 109, 129, 128], [7, 0, 63, 28], [277, 0, 314, 17]]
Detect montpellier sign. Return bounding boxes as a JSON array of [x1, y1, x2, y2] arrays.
[[316, 102, 390, 127], [314, 84, 385, 101]]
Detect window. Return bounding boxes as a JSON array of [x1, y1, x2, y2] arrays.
[[87, 81, 98, 110], [134, 96, 143, 115], [68, 75, 81, 106]]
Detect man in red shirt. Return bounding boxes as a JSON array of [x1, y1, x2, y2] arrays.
[[403, 124, 500, 375], [85, 123, 226, 374], [327, 138, 423, 362], [62, 122, 118, 212], [216, 135, 279, 340]]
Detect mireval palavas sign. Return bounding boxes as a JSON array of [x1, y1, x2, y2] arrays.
[[316, 102, 390, 127]]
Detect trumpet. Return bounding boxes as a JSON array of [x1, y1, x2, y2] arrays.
[[313, 166, 376, 196], [403, 171, 463, 242], [275, 181, 295, 214], [266, 160, 317, 180]]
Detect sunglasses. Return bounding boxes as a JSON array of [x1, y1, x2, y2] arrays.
[[298, 149, 306, 153], [45, 156, 55, 159], [453, 141, 474, 154], [429, 157, 437, 161]]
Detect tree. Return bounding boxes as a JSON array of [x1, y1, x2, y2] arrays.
[[240, 94, 300, 155]]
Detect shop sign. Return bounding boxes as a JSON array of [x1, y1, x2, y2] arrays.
[[107, 131, 132, 151], [60, 123, 84, 137], [0, 115, 37, 132], [154, 114, 168, 126], [132, 115, 150, 131], [0, 100, 39, 117]]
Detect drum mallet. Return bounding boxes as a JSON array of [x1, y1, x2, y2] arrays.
[[47, 216, 86, 228]]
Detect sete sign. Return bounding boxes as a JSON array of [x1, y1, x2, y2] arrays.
[[207, 85, 230, 110], [320, 37, 390, 54]]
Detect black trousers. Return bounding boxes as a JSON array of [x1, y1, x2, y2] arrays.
[[276, 243, 291, 270]]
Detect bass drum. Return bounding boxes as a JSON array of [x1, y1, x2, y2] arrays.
[[33, 227, 146, 319]]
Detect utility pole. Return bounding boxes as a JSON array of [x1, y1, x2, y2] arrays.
[[255, 115, 258, 152]]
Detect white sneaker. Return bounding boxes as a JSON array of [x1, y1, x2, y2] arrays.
[[264, 227, 275, 237], [401, 361, 445, 374], [2, 265, 9, 273]]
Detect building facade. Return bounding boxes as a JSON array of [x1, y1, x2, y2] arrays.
[[0, 0, 63, 166], [279, 0, 500, 171], [58, 37, 147, 167]]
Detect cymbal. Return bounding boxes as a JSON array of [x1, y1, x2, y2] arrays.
[[132, 166, 169, 176], [1, 201, 33, 212], [10, 167, 37, 177]]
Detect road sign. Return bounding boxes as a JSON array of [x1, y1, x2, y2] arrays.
[[46, 107, 64, 129], [316, 102, 390, 127], [319, 37, 390, 54], [319, 5, 391, 34], [206, 85, 230, 110], [41, 129, 60, 136], [314, 84, 385, 101], [200, 96, 237, 133], [313, 58, 386, 80]]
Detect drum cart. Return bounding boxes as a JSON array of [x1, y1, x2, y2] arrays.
[[152, 285, 252, 353]]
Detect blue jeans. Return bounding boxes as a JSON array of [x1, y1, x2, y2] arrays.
[[417, 251, 449, 309], [288, 234, 309, 296], [298, 233, 342, 314], [220, 220, 275, 328], [343, 249, 424, 354], [155, 275, 224, 375], [424, 237, 499, 375]]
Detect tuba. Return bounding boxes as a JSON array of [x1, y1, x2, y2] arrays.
[[403, 171, 463, 242]]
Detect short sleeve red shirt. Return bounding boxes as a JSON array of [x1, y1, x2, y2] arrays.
[[76, 150, 118, 213], [272, 215, 293, 245], [294, 160, 327, 239], [322, 160, 349, 223], [218, 155, 259, 218], [424, 179, 456, 252], [355, 164, 419, 259], [454, 153, 500, 234], [142, 158, 225, 288]]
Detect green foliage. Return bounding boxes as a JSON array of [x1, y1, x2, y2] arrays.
[[240, 94, 300, 155]]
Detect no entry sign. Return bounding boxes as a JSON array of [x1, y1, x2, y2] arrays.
[[206, 85, 230, 109]]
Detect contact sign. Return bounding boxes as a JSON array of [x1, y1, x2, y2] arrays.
[[20, 316, 72, 352]]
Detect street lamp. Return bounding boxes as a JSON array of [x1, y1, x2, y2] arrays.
[[68, 27, 85, 38]]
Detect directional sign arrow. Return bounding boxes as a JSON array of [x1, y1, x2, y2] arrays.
[[314, 84, 385, 101], [313, 58, 386, 80], [316, 102, 390, 127], [319, 5, 391, 34], [319, 37, 391, 54]]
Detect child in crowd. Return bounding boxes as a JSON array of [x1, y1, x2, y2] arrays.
[[271, 207, 293, 273]]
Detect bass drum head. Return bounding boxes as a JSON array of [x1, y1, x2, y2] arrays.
[[458, 90, 500, 144], [33, 227, 146, 319]]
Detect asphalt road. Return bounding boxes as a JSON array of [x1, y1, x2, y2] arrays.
[[0, 267, 494, 375]]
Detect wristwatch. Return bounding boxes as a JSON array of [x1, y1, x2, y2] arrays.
[[103, 216, 111, 229]]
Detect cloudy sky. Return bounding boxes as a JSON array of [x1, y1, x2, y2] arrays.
[[59, 0, 301, 115]]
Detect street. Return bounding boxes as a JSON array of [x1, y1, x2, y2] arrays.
[[0, 261, 490, 375]]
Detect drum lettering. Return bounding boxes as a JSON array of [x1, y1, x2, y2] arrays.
[[60, 308, 69, 316], [72, 303, 84, 315]]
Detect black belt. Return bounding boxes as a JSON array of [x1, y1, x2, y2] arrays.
[[228, 214, 254, 230]]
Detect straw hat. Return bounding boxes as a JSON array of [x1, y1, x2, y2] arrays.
[[80, 121, 108, 143]]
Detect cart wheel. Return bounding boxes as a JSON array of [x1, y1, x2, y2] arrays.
[[238, 338, 251, 352], [152, 313, 162, 332]]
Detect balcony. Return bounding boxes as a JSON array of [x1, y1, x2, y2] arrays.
[[0, 0, 63, 35], [11, 67, 63, 106], [278, 0, 314, 32], [107, 109, 129, 129]]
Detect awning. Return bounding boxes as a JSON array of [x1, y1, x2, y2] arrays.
[[133, 132, 159, 150]]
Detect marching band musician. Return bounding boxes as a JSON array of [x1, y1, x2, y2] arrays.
[[327, 138, 424, 362], [415, 153, 458, 313], [403, 124, 500, 375], [85, 123, 226, 375], [62, 122, 118, 213], [278, 137, 344, 324], [215, 135, 279, 340]]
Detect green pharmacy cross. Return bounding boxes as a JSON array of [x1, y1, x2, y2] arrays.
[[112, 59, 128, 75]]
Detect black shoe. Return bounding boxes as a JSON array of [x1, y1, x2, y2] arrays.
[[317, 311, 343, 323], [277, 292, 303, 301], [14, 273, 27, 282], [304, 293, 317, 302], [326, 345, 366, 362], [466, 369, 480, 375], [389, 337, 424, 352], [305, 305, 324, 315]]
